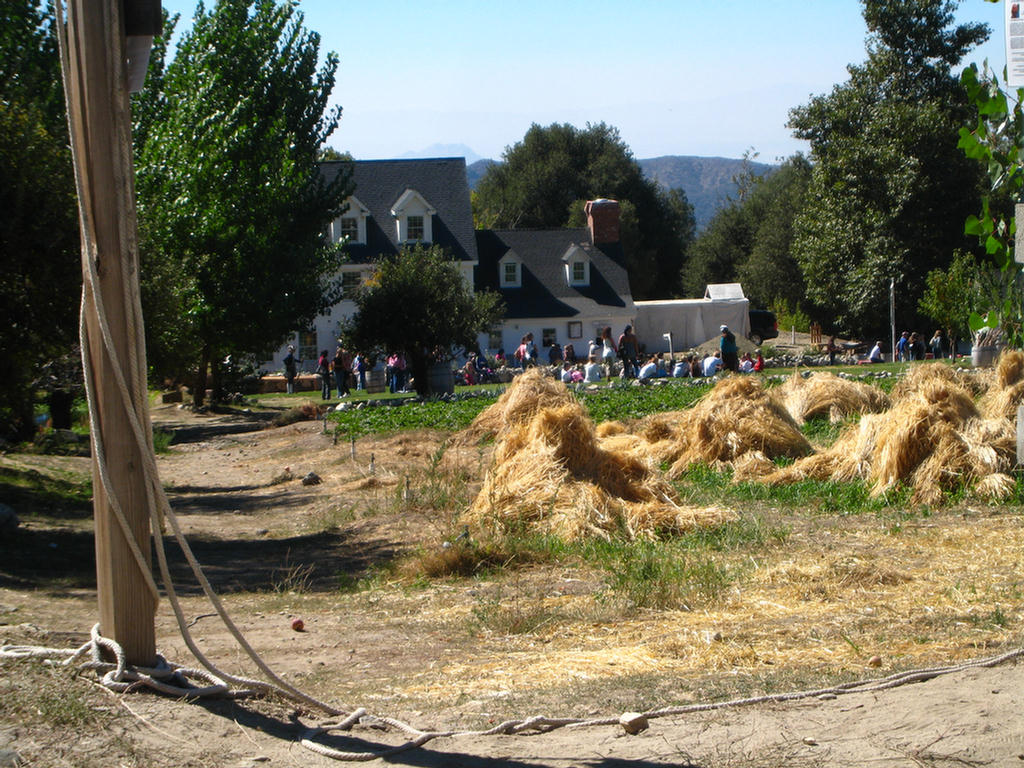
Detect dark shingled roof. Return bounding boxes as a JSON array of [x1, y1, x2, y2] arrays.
[[475, 229, 632, 319], [319, 158, 477, 262]]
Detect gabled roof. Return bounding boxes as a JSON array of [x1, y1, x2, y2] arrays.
[[319, 158, 477, 262], [475, 228, 633, 319]]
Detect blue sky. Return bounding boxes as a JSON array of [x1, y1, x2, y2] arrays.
[[159, 0, 1007, 163]]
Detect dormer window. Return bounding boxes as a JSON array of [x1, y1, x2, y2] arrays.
[[499, 250, 522, 287], [562, 244, 591, 287], [331, 195, 369, 244], [407, 215, 425, 241], [391, 189, 435, 244]]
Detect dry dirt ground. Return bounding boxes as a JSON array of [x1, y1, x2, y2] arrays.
[[1, 402, 1023, 767]]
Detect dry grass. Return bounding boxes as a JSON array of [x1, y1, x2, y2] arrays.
[[635, 377, 812, 479], [979, 348, 1024, 420], [765, 363, 1017, 504], [454, 368, 575, 444], [773, 370, 890, 425], [462, 378, 733, 541]]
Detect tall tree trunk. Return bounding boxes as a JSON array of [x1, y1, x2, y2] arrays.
[[193, 344, 210, 408], [209, 357, 222, 404]]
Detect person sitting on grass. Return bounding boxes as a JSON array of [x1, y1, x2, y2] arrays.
[[584, 355, 603, 383], [868, 340, 884, 363], [702, 351, 722, 377], [637, 355, 658, 381]]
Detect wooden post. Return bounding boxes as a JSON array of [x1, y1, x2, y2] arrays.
[[61, 0, 156, 665]]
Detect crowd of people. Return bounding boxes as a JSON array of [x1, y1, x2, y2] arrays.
[[281, 322, 953, 399], [282, 345, 411, 399]]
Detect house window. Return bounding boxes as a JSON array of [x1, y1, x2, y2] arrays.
[[568, 321, 583, 339], [502, 262, 519, 286], [340, 217, 358, 242], [298, 330, 317, 363], [572, 261, 586, 283], [406, 215, 424, 241], [341, 271, 361, 299], [542, 328, 557, 347]]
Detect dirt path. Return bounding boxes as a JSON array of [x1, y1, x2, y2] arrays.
[[2, 403, 1023, 767]]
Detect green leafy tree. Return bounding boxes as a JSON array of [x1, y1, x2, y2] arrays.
[[788, 0, 989, 336], [958, 61, 1024, 347], [472, 122, 695, 299], [918, 249, 979, 353], [682, 154, 811, 312], [0, 2, 80, 439], [133, 0, 352, 405], [340, 245, 504, 397]]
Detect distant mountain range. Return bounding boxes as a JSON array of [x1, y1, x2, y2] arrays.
[[466, 155, 775, 230]]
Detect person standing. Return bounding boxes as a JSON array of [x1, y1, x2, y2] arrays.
[[826, 336, 838, 366], [600, 327, 617, 378], [316, 350, 331, 400], [352, 352, 367, 390], [332, 346, 350, 398], [896, 331, 910, 362], [719, 325, 739, 372], [283, 345, 298, 394], [617, 324, 639, 379], [929, 330, 945, 359]]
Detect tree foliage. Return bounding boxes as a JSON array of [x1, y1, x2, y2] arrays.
[[472, 122, 695, 299], [788, 0, 988, 336], [340, 245, 505, 396], [0, 2, 80, 439], [682, 154, 812, 311], [957, 62, 1024, 347], [133, 0, 352, 404]]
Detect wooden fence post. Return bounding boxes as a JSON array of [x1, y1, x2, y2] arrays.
[[61, 0, 156, 666]]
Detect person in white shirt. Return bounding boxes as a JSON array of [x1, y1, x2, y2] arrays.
[[672, 357, 690, 377], [738, 352, 754, 373], [702, 351, 722, 377], [560, 362, 575, 383], [868, 341, 884, 363], [584, 355, 603, 383], [637, 356, 658, 381]]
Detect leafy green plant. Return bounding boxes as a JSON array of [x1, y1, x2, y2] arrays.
[[958, 62, 1024, 347]]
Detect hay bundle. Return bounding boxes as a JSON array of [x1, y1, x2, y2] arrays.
[[774, 371, 890, 425], [455, 368, 574, 444], [464, 399, 734, 541], [631, 377, 811, 478], [890, 361, 980, 400], [979, 348, 1024, 420], [765, 373, 1016, 504]]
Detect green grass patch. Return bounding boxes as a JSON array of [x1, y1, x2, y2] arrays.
[[331, 397, 494, 438], [577, 381, 711, 422], [672, 463, 910, 513]]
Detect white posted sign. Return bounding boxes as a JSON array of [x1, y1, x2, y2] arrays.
[[1008, 0, 1024, 87]]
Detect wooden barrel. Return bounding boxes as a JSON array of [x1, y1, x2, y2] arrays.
[[427, 364, 454, 395], [971, 345, 999, 368], [366, 369, 386, 394]]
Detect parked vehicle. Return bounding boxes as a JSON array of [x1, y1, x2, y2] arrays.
[[748, 309, 778, 345]]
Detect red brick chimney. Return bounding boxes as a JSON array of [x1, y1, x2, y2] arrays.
[[585, 199, 620, 244]]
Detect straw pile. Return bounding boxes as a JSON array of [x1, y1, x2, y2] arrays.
[[978, 348, 1024, 420], [774, 370, 890, 425], [455, 368, 575, 444], [632, 377, 812, 479], [463, 395, 734, 541], [765, 363, 1017, 504]]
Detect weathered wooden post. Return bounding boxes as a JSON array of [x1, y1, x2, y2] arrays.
[[59, 0, 160, 666]]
